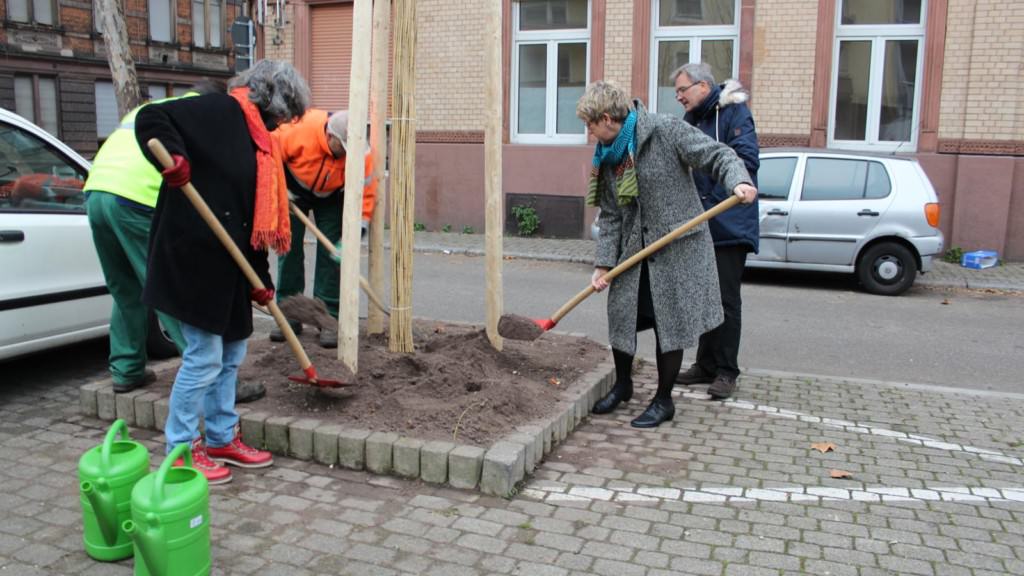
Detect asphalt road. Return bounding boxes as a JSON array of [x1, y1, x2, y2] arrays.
[[355, 251, 1024, 395], [6, 249, 1021, 395]]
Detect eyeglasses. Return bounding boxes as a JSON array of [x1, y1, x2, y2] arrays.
[[675, 81, 702, 96]]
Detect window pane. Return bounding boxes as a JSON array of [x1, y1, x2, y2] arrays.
[[210, 0, 222, 47], [556, 43, 586, 134], [865, 161, 891, 199], [173, 85, 192, 96], [656, 40, 689, 115], [517, 44, 547, 134], [834, 40, 870, 141], [878, 39, 917, 142], [193, 0, 206, 46], [802, 158, 868, 201], [0, 123, 87, 213], [14, 77, 35, 124], [8, 0, 28, 22], [150, 0, 172, 42], [37, 78, 58, 137], [32, 0, 53, 24], [842, 0, 921, 25], [702, 39, 734, 85], [148, 84, 168, 101], [758, 158, 797, 201], [95, 82, 120, 139], [519, 0, 588, 31], [660, 0, 735, 26]]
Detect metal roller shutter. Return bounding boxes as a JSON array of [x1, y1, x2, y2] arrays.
[[310, 3, 353, 110]]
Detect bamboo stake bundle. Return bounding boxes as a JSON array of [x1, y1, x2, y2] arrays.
[[389, 0, 416, 353], [339, 0, 374, 373], [484, 0, 503, 351], [367, 0, 391, 336]]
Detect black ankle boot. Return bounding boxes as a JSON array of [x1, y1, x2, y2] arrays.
[[630, 397, 675, 428], [592, 385, 633, 414]]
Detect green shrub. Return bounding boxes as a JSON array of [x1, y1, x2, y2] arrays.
[[943, 246, 963, 264], [441, 224, 452, 233], [413, 222, 427, 232], [511, 205, 541, 237], [462, 225, 475, 234]]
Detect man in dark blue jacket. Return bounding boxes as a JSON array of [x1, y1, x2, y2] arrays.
[[672, 63, 759, 400]]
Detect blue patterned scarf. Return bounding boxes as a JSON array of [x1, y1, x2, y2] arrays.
[[586, 110, 639, 207]]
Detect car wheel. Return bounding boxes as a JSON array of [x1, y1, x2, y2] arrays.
[[856, 242, 917, 296], [146, 310, 180, 359]]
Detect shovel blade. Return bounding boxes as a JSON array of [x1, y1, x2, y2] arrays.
[[288, 374, 350, 388]]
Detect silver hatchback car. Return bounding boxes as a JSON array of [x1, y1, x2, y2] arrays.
[[749, 149, 944, 296]]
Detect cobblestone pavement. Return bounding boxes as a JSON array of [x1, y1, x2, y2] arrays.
[[3, 356, 1024, 575], [384, 232, 1024, 292]]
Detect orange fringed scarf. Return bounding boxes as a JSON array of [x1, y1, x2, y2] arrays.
[[229, 87, 291, 254]]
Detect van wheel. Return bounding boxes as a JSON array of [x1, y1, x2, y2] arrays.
[[146, 310, 180, 359], [857, 242, 916, 296]]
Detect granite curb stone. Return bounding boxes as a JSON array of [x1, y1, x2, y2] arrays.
[[78, 360, 614, 494]]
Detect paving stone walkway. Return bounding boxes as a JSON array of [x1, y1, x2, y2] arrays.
[[2, 358, 1023, 575]]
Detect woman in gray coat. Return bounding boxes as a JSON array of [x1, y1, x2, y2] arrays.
[[579, 81, 756, 428]]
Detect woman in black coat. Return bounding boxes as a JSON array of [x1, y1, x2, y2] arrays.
[[135, 60, 309, 484]]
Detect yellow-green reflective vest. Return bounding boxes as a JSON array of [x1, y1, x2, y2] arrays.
[[84, 92, 198, 208]]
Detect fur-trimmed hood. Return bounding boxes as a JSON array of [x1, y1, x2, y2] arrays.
[[717, 79, 750, 108]]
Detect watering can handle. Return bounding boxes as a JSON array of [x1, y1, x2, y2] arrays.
[[155, 442, 194, 498], [100, 419, 129, 469]]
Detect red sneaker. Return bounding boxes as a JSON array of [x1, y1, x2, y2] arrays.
[[207, 432, 273, 469], [173, 438, 232, 485]]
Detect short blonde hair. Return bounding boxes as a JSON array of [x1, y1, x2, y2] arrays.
[[575, 80, 631, 124]]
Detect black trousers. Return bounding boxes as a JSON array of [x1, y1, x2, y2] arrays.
[[695, 245, 747, 377]]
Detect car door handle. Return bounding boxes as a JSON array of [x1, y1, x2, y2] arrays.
[[766, 209, 788, 216], [857, 209, 880, 217], [0, 230, 25, 243]]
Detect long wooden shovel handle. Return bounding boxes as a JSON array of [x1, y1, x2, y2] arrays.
[[549, 195, 741, 324], [147, 138, 315, 376], [288, 202, 390, 316]]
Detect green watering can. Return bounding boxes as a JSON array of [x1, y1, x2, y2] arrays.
[[123, 442, 210, 576], [78, 419, 150, 561]]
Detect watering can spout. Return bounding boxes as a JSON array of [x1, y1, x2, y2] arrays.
[[123, 515, 167, 576], [80, 479, 118, 546]]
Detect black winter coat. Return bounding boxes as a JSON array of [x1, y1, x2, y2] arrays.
[[135, 93, 273, 340], [684, 81, 761, 252]]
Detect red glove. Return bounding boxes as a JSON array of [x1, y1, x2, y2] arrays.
[[251, 288, 274, 306], [161, 154, 191, 188]]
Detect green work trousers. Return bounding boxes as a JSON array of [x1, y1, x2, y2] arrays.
[[276, 192, 341, 318], [86, 191, 187, 385]]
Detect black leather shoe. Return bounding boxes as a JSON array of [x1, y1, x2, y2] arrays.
[[708, 373, 738, 400], [319, 329, 338, 349], [113, 368, 157, 393], [676, 363, 715, 385], [630, 398, 675, 428], [592, 385, 633, 415], [270, 320, 303, 342]]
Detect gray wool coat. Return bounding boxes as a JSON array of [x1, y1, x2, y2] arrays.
[[595, 101, 752, 355]]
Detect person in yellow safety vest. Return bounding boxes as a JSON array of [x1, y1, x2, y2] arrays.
[[271, 109, 378, 348], [84, 79, 264, 402]]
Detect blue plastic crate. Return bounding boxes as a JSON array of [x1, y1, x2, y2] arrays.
[[961, 250, 998, 269]]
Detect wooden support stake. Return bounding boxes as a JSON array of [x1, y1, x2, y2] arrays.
[[339, 0, 374, 373], [484, 0, 503, 352], [367, 0, 391, 336], [389, 0, 416, 353]]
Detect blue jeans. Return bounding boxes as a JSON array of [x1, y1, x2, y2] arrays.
[[165, 322, 247, 454]]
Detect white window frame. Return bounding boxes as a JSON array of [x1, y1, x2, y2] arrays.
[[828, 0, 926, 152], [192, 0, 224, 49], [148, 0, 175, 43], [649, 0, 740, 114], [510, 1, 591, 145]]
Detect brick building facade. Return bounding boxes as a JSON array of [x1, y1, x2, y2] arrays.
[[0, 0, 249, 157]]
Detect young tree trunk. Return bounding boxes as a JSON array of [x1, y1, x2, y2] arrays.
[[97, 0, 142, 118]]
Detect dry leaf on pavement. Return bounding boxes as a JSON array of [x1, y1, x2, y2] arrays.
[[829, 469, 852, 479], [811, 442, 836, 453], [548, 377, 562, 387]]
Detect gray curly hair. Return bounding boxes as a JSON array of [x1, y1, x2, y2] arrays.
[[228, 60, 311, 122], [576, 80, 632, 124]]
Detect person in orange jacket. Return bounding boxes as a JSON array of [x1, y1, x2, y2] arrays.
[[272, 109, 378, 348]]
